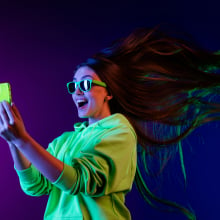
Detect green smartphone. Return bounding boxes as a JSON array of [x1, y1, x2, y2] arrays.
[[0, 83, 12, 104]]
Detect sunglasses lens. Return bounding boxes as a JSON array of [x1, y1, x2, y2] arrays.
[[80, 80, 91, 92], [67, 80, 92, 94], [67, 82, 75, 94]]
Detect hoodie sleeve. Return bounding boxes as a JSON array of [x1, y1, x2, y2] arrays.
[[53, 125, 137, 197], [15, 164, 52, 196], [14, 134, 66, 196]]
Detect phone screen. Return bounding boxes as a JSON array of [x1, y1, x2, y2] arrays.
[[0, 83, 12, 104]]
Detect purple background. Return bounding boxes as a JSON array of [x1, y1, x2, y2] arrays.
[[0, 1, 220, 219]]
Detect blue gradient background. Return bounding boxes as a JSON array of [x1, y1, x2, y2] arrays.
[[0, 1, 220, 219]]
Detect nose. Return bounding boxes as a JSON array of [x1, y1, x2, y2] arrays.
[[75, 85, 84, 95], [72, 86, 83, 101]]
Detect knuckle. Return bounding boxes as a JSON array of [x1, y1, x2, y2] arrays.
[[0, 127, 7, 135], [11, 122, 15, 126], [9, 120, 15, 126], [4, 125, 9, 131], [0, 109, 4, 115]]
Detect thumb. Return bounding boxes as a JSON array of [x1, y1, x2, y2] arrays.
[[11, 103, 22, 119]]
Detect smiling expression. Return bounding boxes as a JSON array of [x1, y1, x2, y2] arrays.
[[72, 66, 112, 124]]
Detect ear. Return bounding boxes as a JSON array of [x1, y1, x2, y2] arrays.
[[105, 95, 113, 102]]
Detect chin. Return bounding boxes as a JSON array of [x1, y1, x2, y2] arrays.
[[78, 112, 89, 118], [79, 115, 89, 119]]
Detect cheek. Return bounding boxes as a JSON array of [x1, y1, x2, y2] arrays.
[[90, 88, 106, 100], [90, 96, 102, 107], [88, 92, 105, 107]]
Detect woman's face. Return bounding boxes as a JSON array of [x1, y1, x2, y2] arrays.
[[72, 66, 112, 124]]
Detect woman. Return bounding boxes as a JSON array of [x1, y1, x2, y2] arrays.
[[0, 66, 137, 219], [0, 25, 220, 219]]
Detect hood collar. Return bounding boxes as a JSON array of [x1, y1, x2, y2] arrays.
[[73, 113, 129, 132]]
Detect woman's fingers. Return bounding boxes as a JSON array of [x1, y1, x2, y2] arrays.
[[0, 101, 27, 142], [2, 101, 14, 125], [11, 103, 22, 121], [0, 101, 11, 127], [0, 101, 11, 140]]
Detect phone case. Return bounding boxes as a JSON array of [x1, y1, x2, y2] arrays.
[[0, 83, 12, 104]]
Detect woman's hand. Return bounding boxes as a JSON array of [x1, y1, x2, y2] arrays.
[[0, 101, 63, 180], [0, 101, 27, 143]]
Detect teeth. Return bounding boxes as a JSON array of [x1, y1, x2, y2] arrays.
[[77, 100, 86, 103], [76, 99, 88, 108]]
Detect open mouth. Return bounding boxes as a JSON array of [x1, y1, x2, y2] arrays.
[[77, 100, 88, 108]]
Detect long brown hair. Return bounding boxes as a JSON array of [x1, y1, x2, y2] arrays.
[[77, 25, 220, 219]]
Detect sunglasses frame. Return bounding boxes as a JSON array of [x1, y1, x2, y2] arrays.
[[67, 79, 107, 94]]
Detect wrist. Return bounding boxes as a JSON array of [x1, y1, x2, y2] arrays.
[[11, 132, 31, 150], [7, 142, 17, 153]]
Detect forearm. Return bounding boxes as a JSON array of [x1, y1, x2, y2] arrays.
[[12, 133, 64, 183], [8, 142, 31, 170], [0, 102, 63, 183]]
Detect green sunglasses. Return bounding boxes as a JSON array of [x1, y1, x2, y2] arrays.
[[67, 79, 107, 94]]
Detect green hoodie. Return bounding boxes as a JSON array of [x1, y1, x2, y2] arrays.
[[16, 113, 137, 220]]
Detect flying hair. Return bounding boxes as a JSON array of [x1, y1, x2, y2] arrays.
[[77, 24, 220, 219]]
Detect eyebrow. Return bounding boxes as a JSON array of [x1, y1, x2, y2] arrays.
[[73, 75, 93, 81]]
